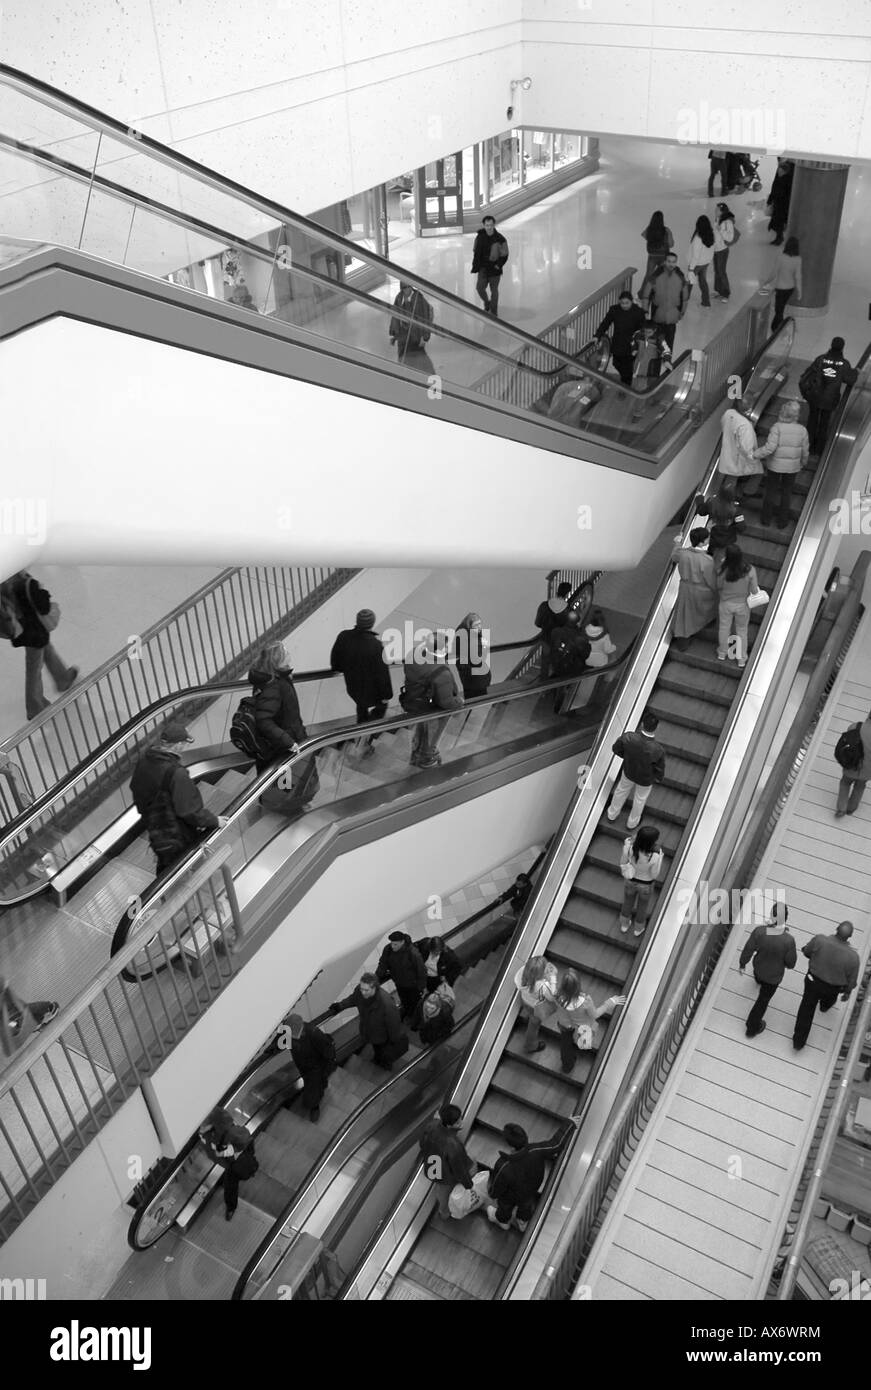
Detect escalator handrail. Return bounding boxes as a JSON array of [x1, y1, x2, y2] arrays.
[[0, 62, 665, 405], [0, 637, 542, 855]]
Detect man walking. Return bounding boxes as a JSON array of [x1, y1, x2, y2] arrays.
[[644, 252, 689, 354], [596, 291, 646, 386], [606, 712, 666, 830], [739, 901, 797, 1038], [330, 609, 393, 756], [792, 921, 860, 1051], [471, 215, 509, 316], [834, 710, 871, 818]]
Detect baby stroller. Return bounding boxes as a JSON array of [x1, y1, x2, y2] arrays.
[[730, 153, 762, 194]]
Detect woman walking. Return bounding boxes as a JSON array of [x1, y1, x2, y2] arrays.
[[716, 544, 759, 669], [513, 955, 558, 1055], [619, 825, 664, 937], [687, 215, 716, 308], [670, 527, 719, 648], [713, 203, 738, 302], [753, 399, 809, 529], [765, 236, 802, 333], [639, 210, 674, 299], [552, 969, 625, 1074]]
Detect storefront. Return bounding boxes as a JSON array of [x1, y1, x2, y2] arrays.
[[456, 129, 599, 230]]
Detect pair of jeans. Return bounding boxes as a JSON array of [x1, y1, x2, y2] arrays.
[[707, 157, 728, 197], [746, 975, 778, 1035], [712, 249, 730, 298], [793, 974, 841, 1048], [771, 288, 793, 332], [761, 470, 795, 527], [520, 1003, 543, 1053], [24, 642, 75, 720], [558, 1024, 578, 1072], [691, 264, 711, 307], [475, 271, 500, 314], [620, 878, 654, 930], [836, 774, 866, 815], [412, 716, 447, 766], [608, 771, 652, 827], [806, 406, 832, 456], [718, 597, 750, 663]]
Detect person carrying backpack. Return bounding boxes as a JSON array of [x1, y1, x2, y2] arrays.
[[1, 571, 79, 721], [389, 281, 435, 361], [130, 720, 227, 877], [199, 1108, 259, 1222], [401, 631, 463, 768], [834, 712, 871, 818], [799, 337, 859, 457]]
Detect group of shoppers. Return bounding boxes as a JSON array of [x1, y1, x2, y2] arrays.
[[740, 909, 860, 1051]]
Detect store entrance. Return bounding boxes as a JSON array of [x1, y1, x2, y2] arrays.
[[416, 154, 463, 233]]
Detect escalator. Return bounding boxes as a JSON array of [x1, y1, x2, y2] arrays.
[[334, 346, 871, 1301]]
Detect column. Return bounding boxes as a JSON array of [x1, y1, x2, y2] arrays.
[[786, 160, 849, 317]]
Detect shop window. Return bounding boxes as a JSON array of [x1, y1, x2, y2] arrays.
[[523, 131, 553, 185], [486, 129, 522, 202], [554, 133, 584, 170]]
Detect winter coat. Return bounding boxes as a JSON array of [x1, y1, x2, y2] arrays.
[[611, 729, 665, 788], [418, 938, 462, 987], [805, 354, 859, 411], [584, 624, 617, 669], [389, 286, 434, 351], [130, 748, 219, 849], [596, 303, 646, 356], [719, 408, 760, 477], [739, 926, 797, 985], [839, 719, 871, 784], [695, 494, 746, 553], [754, 421, 809, 475], [418, 996, 455, 1046], [330, 628, 392, 708], [8, 573, 53, 650], [688, 233, 715, 270], [248, 665, 306, 756], [418, 1118, 473, 1189], [471, 228, 509, 277], [647, 266, 689, 324], [717, 564, 759, 603], [335, 985, 403, 1048], [535, 597, 569, 638], [671, 544, 719, 639], [376, 935, 427, 993], [290, 1023, 335, 1078], [549, 624, 591, 676], [620, 838, 663, 884], [402, 653, 463, 715], [488, 1120, 574, 1208]]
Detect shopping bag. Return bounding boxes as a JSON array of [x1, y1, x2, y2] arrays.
[[747, 589, 770, 611], [448, 1169, 490, 1219], [574, 1023, 598, 1052]]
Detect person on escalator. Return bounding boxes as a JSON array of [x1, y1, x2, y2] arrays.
[[376, 931, 427, 1022], [670, 527, 718, 649], [606, 712, 666, 831], [717, 400, 761, 500], [199, 1107, 259, 1222], [329, 609, 393, 756], [284, 1013, 337, 1123], [417, 935, 463, 991], [548, 611, 591, 715], [535, 582, 573, 681], [694, 480, 745, 565], [130, 720, 227, 877], [643, 252, 690, 354], [485, 1116, 582, 1231], [419, 1104, 475, 1219], [752, 399, 809, 530], [596, 291, 646, 386], [401, 631, 463, 769], [799, 338, 859, 457], [551, 970, 626, 1076], [415, 983, 455, 1046], [716, 544, 759, 668], [248, 642, 320, 816], [389, 281, 434, 361], [329, 972, 409, 1070]]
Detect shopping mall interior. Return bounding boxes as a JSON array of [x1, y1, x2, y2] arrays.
[[1, 2, 870, 1312]]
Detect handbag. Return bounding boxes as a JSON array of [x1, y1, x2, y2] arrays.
[[28, 578, 60, 633], [574, 1023, 596, 1052], [747, 589, 770, 611]]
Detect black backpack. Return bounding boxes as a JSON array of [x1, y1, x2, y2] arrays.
[[799, 359, 824, 402], [0, 587, 22, 642], [232, 1142, 259, 1180], [835, 724, 864, 770], [230, 695, 272, 762]]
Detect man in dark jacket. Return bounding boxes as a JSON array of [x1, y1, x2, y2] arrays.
[[549, 611, 591, 715], [792, 921, 860, 1051], [402, 631, 463, 768], [470, 215, 509, 316], [606, 711, 666, 829], [801, 337, 859, 456], [389, 281, 434, 361], [419, 1103, 474, 1218], [739, 901, 797, 1038], [596, 291, 647, 385], [199, 1107, 258, 1221], [249, 641, 319, 814], [535, 581, 573, 680], [330, 972, 408, 1070], [130, 720, 226, 875], [377, 930, 427, 1020], [644, 253, 689, 353], [4, 570, 79, 720], [487, 1116, 581, 1230], [417, 935, 462, 990], [284, 1012, 336, 1122], [329, 609, 392, 756]]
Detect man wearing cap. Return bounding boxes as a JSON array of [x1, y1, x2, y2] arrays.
[[376, 930, 427, 1022], [792, 921, 861, 1051], [329, 609, 393, 757], [130, 720, 228, 876]]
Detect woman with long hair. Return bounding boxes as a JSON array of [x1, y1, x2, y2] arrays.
[[765, 235, 802, 333], [619, 825, 664, 936], [712, 203, 737, 301], [247, 640, 320, 813], [452, 612, 491, 699], [552, 968, 625, 1074], [716, 545, 759, 669], [639, 209, 674, 299], [513, 955, 558, 1055], [688, 214, 715, 308]]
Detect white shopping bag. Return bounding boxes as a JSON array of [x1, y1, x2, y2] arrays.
[[448, 1169, 490, 1220]]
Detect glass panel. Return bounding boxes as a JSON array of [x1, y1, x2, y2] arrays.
[[487, 130, 522, 202], [554, 132, 583, 170], [442, 195, 457, 217], [443, 155, 457, 185], [523, 130, 553, 186], [461, 146, 477, 208]]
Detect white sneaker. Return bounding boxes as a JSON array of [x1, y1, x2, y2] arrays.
[[606, 807, 620, 822], [627, 817, 641, 831], [486, 1205, 511, 1230]]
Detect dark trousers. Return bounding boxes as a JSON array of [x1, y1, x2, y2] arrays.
[[223, 1168, 240, 1215], [707, 157, 728, 198], [476, 271, 500, 314], [355, 699, 388, 747], [494, 1192, 536, 1226], [658, 322, 677, 352], [793, 974, 840, 1048], [746, 976, 778, 1035], [300, 1066, 328, 1113], [712, 249, 730, 299], [395, 986, 423, 1021], [771, 288, 794, 332], [612, 352, 635, 385], [558, 1024, 577, 1072], [691, 264, 711, 307], [806, 406, 833, 456], [761, 471, 795, 526]]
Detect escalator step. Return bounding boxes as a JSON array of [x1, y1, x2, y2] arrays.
[[490, 1061, 574, 1122], [648, 690, 727, 736], [411, 1228, 507, 1300], [660, 752, 708, 791], [649, 718, 718, 763], [596, 812, 684, 849], [668, 643, 743, 680], [547, 926, 634, 984], [658, 661, 736, 706], [504, 1024, 590, 1088], [572, 863, 624, 908], [430, 1211, 514, 1268], [737, 533, 791, 563], [554, 909, 645, 960], [477, 1094, 570, 1144], [386, 1273, 447, 1301]]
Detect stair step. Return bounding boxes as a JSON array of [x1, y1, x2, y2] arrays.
[[669, 642, 743, 680], [650, 718, 718, 763], [558, 897, 647, 951], [492, 1056, 580, 1116], [477, 1093, 570, 1143], [597, 810, 685, 851], [572, 863, 625, 909], [548, 925, 635, 983], [504, 1023, 591, 1087], [648, 690, 727, 736], [658, 660, 736, 707]]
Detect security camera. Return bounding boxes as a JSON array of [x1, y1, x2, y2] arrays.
[[521, 77, 532, 91], [507, 104, 514, 121]]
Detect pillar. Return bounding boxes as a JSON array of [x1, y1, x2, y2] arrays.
[[786, 160, 849, 317]]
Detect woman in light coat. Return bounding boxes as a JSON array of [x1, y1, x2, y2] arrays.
[[670, 527, 719, 647], [552, 968, 625, 1074], [575, 607, 618, 707], [687, 214, 716, 308], [717, 544, 760, 669], [753, 399, 809, 529], [718, 402, 761, 499], [764, 236, 803, 333], [619, 825, 664, 936], [513, 956, 557, 1055]]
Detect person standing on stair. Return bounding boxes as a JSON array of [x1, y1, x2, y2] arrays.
[[739, 901, 796, 1039], [470, 215, 508, 316], [376, 930, 427, 1022], [792, 922, 860, 1052], [513, 955, 558, 1055], [552, 969, 625, 1075], [329, 609, 393, 756], [330, 972, 409, 1070], [486, 1116, 582, 1231], [717, 400, 761, 499], [596, 290, 646, 385], [694, 480, 745, 566], [619, 825, 664, 938], [418, 1104, 475, 1219], [716, 544, 759, 669], [834, 711, 871, 818], [401, 630, 464, 769], [249, 642, 320, 815], [130, 720, 227, 877], [2, 571, 79, 721], [670, 527, 719, 649], [417, 935, 462, 991], [606, 712, 666, 830], [199, 1108, 258, 1222], [284, 1013, 336, 1123], [535, 581, 573, 680], [753, 399, 809, 530], [800, 338, 859, 458]]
